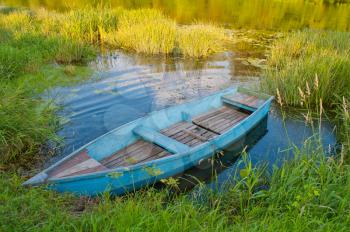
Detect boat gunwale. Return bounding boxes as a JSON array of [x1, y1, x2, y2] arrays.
[[26, 87, 274, 185]]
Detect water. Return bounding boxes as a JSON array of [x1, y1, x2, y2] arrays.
[[2, 0, 350, 31], [48, 51, 337, 190], [52, 51, 259, 157]]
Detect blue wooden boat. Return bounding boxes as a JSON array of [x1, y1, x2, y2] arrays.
[[23, 87, 274, 196]]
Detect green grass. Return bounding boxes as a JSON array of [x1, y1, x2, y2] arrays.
[[262, 30, 350, 154], [0, 44, 30, 79], [262, 30, 350, 109], [177, 24, 226, 57], [0, 7, 227, 57], [0, 64, 91, 168], [114, 9, 177, 55]]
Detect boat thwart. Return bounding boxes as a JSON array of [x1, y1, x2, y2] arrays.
[[23, 87, 274, 196]]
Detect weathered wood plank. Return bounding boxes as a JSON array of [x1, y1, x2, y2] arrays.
[[192, 106, 249, 135], [214, 114, 248, 133], [191, 107, 227, 123], [114, 146, 165, 167], [49, 150, 90, 178], [103, 141, 171, 168], [222, 92, 265, 109], [161, 121, 218, 147], [101, 141, 149, 165], [61, 164, 108, 178], [104, 143, 162, 167]]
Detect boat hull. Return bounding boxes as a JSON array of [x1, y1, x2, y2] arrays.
[[46, 97, 272, 196]]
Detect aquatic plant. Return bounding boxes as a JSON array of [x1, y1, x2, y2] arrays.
[[262, 30, 350, 166], [0, 45, 30, 79], [114, 9, 177, 55], [262, 30, 350, 109], [177, 24, 226, 57], [0, 7, 227, 58]]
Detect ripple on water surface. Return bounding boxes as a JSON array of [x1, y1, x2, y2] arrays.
[[50, 51, 336, 189]]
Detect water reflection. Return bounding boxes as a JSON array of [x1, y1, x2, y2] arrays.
[[2, 0, 350, 31], [48, 51, 336, 191], [51, 51, 257, 162]]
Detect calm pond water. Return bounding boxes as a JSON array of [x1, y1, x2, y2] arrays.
[[47, 51, 336, 190], [3, 0, 342, 190], [2, 0, 350, 31]]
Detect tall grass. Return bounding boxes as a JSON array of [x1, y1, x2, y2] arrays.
[[0, 45, 30, 79], [262, 29, 350, 158], [0, 84, 58, 167], [114, 9, 176, 54], [262, 30, 350, 109], [0, 7, 227, 58], [177, 24, 226, 57]]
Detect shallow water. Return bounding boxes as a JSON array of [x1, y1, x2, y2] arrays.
[[2, 0, 350, 31], [48, 51, 337, 189]]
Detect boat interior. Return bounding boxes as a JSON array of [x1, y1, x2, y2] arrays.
[[47, 91, 267, 179]]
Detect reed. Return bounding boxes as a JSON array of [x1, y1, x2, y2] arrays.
[[0, 45, 30, 79], [114, 9, 176, 54], [177, 24, 226, 57], [0, 7, 227, 58], [262, 30, 350, 160], [262, 30, 350, 109]]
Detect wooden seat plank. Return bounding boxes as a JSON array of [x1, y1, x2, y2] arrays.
[[192, 106, 249, 135], [160, 121, 218, 147], [222, 92, 265, 109]]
